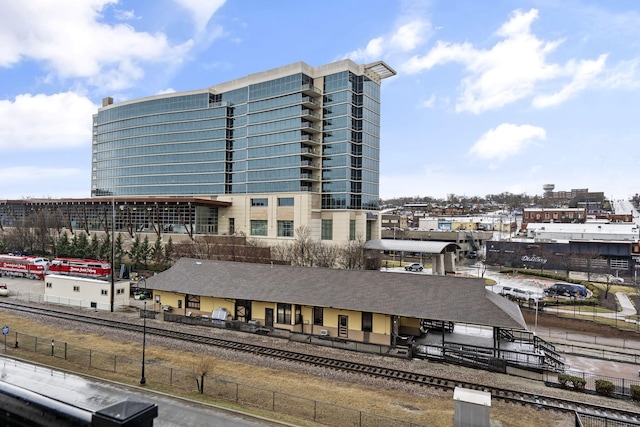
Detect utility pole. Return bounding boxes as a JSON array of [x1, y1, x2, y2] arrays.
[[110, 197, 115, 313]]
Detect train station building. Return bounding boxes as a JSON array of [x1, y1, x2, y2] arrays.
[[144, 258, 563, 373]]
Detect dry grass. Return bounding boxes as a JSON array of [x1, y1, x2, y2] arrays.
[[0, 311, 573, 427]]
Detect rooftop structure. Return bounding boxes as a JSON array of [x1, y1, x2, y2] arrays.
[[525, 222, 639, 242]]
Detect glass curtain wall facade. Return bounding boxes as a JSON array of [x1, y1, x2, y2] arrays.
[[93, 94, 233, 197], [91, 60, 395, 243], [322, 72, 380, 210], [92, 61, 392, 208]]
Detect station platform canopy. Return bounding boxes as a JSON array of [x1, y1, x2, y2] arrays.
[[364, 239, 460, 255]]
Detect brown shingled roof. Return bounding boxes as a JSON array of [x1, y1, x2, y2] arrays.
[[146, 258, 527, 330]]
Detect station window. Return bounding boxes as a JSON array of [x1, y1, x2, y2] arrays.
[[73, 286, 80, 292], [251, 198, 268, 207], [186, 294, 200, 310], [250, 220, 268, 236], [46, 282, 52, 288], [362, 312, 372, 333], [277, 303, 291, 324], [313, 307, 323, 325], [116, 288, 125, 295], [101, 289, 108, 296], [349, 219, 356, 240]]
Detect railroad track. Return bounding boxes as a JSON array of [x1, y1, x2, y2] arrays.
[[2, 300, 639, 423]]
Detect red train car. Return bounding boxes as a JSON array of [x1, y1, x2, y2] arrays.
[[0, 254, 49, 280], [48, 258, 111, 279]]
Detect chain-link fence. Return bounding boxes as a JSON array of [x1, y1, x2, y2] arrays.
[[4, 330, 429, 427]]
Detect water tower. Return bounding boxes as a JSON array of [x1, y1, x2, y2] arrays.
[[543, 184, 555, 198]]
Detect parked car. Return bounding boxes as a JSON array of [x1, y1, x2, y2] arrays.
[[404, 263, 424, 272], [606, 275, 624, 284], [500, 287, 543, 303], [544, 283, 587, 298], [467, 251, 478, 259]]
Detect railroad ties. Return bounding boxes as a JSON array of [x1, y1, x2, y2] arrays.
[[1, 300, 638, 423]]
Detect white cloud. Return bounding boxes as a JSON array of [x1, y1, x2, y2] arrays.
[[172, 0, 226, 33], [421, 94, 436, 108], [0, 166, 87, 199], [533, 54, 608, 108], [346, 37, 385, 62], [390, 20, 428, 52], [341, 19, 430, 62], [599, 58, 640, 90], [156, 88, 177, 95], [0, 92, 97, 150], [401, 8, 611, 113], [114, 9, 138, 21], [469, 123, 546, 162], [0, 0, 195, 92]]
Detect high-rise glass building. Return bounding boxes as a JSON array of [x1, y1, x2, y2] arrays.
[[92, 60, 395, 244]]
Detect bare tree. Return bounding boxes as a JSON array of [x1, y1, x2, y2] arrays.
[[604, 276, 613, 300], [364, 249, 382, 270], [191, 355, 215, 394], [270, 242, 293, 264], [290, 226, 315, 267], [475, 253, 488, 278], [337, 237, 366, 269], [311, 241, 336, 268]]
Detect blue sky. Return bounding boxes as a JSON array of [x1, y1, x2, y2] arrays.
[[1, 0, 639, 201]]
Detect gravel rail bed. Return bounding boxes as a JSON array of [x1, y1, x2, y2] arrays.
[[5, 300, 640, 414]]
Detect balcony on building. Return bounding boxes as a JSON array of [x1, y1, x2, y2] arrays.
[[300, 120, 321, 134], [300, 146, 320, 157], [301, 84, 322, 97], [300, 133, 320, 145], [301, 96, 320, 109], [300, 159, 319, 169], [301, 108, 321, 121]]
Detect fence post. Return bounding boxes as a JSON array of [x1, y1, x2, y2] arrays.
[[51, 339, 54, 357], [64, 342, 67, 360]]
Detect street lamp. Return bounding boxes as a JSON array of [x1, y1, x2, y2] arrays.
[[139, 277, 147, 385]]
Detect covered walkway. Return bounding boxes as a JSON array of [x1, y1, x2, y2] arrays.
[[364, 240, 461, 274]]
